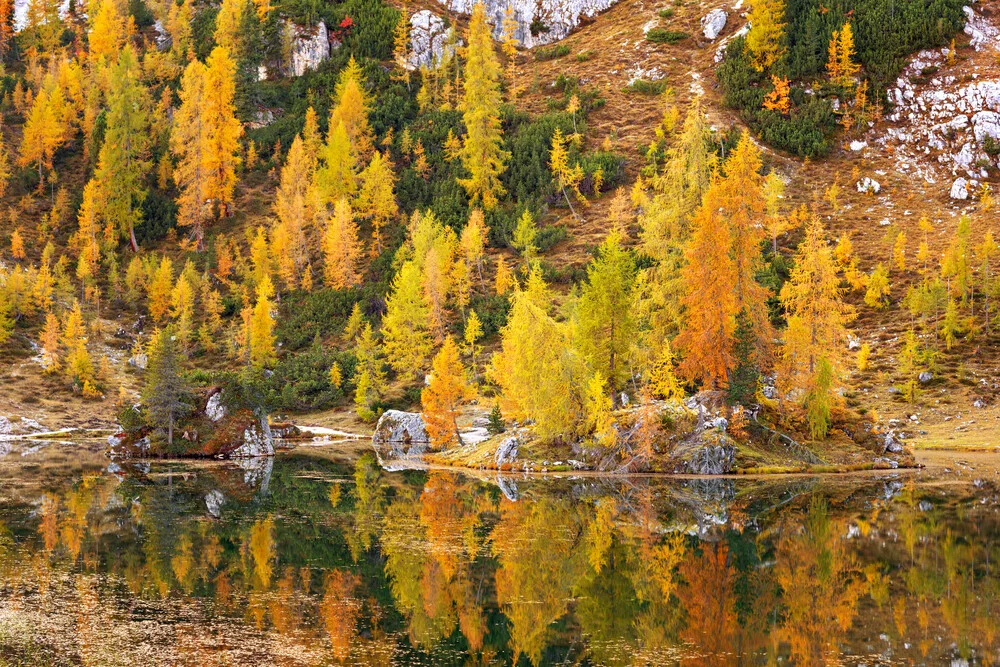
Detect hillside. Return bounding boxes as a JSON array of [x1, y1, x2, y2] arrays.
[[0, 0, 997, 469]]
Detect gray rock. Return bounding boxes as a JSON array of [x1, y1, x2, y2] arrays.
[[704, 416, 728, 432], [206, 393, 227, 422], [856, 177, 881, 194], [409, 10, 455, 69], [443, 0, 621, 48], [230, 420, 275, 458], [847, 334, 861, 351], [372, 410, 430, 460], [950, 177, 969, 200], [701, 9, 727, 40], [495, 434, 520, 466], [205, 490, 225, 518], [918, 371, 934, 383], [918, 500, 933, 512], [685, 444, 736, 475], [287, 20, 330, 77], [882, 429, 905, 453], [128, 353, 148, 370]]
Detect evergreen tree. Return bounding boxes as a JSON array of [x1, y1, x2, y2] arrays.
[[353, 322, 385, 421], [142, 327, 191, 446], [458, 3, 509, 209], [728, 309, 760, 406]]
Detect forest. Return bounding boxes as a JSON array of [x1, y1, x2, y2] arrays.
[[0, 0, 993, 472]]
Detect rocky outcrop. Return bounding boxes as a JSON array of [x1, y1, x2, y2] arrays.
[[701, 9, 727, 40], [683, 442, 736, 475], [372, 410, 430, 461], [287, 21, 330, 77], [205, 489, 225, 518], [410, 10, 455, 69], [230, 418, 275, 458], [856, 177, 881, 194], [494, 434, 520, 466], [950, 177, 969, 199], [443, 0, 619, 47], [206, 392, 226, 422]]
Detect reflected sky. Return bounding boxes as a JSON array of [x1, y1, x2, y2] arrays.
[[0, 441, 998, 665]]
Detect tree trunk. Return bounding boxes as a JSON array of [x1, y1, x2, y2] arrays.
[[167, 413, 174, 446]]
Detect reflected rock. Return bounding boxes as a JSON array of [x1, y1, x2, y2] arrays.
[[372, 410, 429, 462], [496, 474, 519, 501], [205, 489, 226, 518], [235, 456, 273, 496]]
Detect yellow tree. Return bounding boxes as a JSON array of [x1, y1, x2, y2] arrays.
[[10, 228, 24, 260], [273, 134, 312, 284], [762, 75, 791, 115], [40, 311, 61, 373], [828, 23, 861, 88], [779, 215, 855, 438], [356, 150, 398, 252], [421, 336, 474, 448], [19, 87, 65, 183], [323, 198, 363, 289], [550, 127, 585, 218], [148, 257, 174, 323], [329, 56, 374, 158], [88, 0, 132, 64], [461, 208, 488, 283], [203, 47, 243, 222], [746, 0, 786, 71], [214, 0, 243, 52], [458, 2, 509, 209], [316, 120, 358, 206], [249, 275, 276, 368], [675, 192, 737, 388], [171, 59, 210, 244], [382, 260, 433, 382]]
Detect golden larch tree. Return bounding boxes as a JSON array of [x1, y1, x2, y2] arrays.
[[356, 150, 398, 253], [329, 56, 374, 158], [746, 0, 786, 71], [381, 259, 433, 382], [421, 336, 474, 448], [202, 47, 243, 221], [323, 197, 363, 289], [457, 2, 509, 209]]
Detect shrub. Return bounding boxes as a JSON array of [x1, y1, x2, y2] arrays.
[[575, 49, 595, 62], [646, 29, 688, 44], [535, 44, 570, 61], [657, 8, 675, 18], [625, 79, 669, 95]]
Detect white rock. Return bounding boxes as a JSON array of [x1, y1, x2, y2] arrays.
[[701, 9, 727, 40], [206, 393, 227, 422], [857, 177, 881, 194], [849, 140, 867, 151], [410, 10, 455, 69], [128, 353, 148, 370], [950, 177, 969, 199], [205, 490, 225, 518], [287, 21, 330, 77], [444, 0, 622, 47]]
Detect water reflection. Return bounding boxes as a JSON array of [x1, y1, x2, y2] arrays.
[[0, 443, 998, 665]]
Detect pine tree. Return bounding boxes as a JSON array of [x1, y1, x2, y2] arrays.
[[356, 150, 397, 253], [457, 2, 509, 209], [728, 309, 760, 406], [94, 46, 151, 252], [203, 47, 243, 222], [422, 336, 473, 448], [323, 197, 363, 289], [746, 0, 786, 71], [142, 327, 191, 446], [575, 229, 637, 396], [381, 260, 432, 382]]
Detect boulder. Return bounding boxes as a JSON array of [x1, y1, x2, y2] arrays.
[[409, 10, 455, 69], [495, 434, 520, 466], [230, 420, 275, 458], [443, 0, 621, 48], [372, 410, 430, 460], [856, 177, 881, 194], [950, 177, 969, 199], [287, 20, 330, 77], [701, 9, 727, 40], [918, 371, 934, 384], [206, 392, 227, 422], [685, 443, 736, 475], [205, 490, 225, 518], [881, 430, 905, 454], [128, 353, 148, 370]]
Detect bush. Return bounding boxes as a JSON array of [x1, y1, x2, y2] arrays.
[[646, 29, 688, 44], [502, 110, 577, 206], [267, 343, 354, 411], [136, 189, 178, 246], [625, 79, 669, 95], [535, 225, 568, 252], [335, 0, 401, 60], [575, 49, 595, 62], [276, 288, 365, 350], [535, 44, 570, 61], [657, 8, 675, 18]]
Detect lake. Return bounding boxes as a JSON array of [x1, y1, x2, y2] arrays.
[[0, 440, 997, 665]]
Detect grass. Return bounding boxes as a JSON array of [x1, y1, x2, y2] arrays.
[[657, 8, 675, 18], [575, 49, 595, 62]]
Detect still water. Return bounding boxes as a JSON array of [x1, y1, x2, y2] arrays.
[[0, 440, 998, 666]]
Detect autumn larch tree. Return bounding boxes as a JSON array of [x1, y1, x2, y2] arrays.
[[93, 46, 151, 252], [356, 150, 398, 253], [575, 229, 637, 400], [329, 56, 374, 158], [779, 215, 855, 439], [20, 87, 66, 184], [675, 189, 737, 388], [88, 0, 132, 65], [458, 2, 509, 209], [248, 275, 276, 368], [381, 260, 432, 382], [316, 120, 358, 207], [323, 197, 363, 289], [273, 134, 312, 286], [745, 0, 786, 71], [202, 47, 243, 222], [171, 58, 210, 244], [422, 336, 473, 448]]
